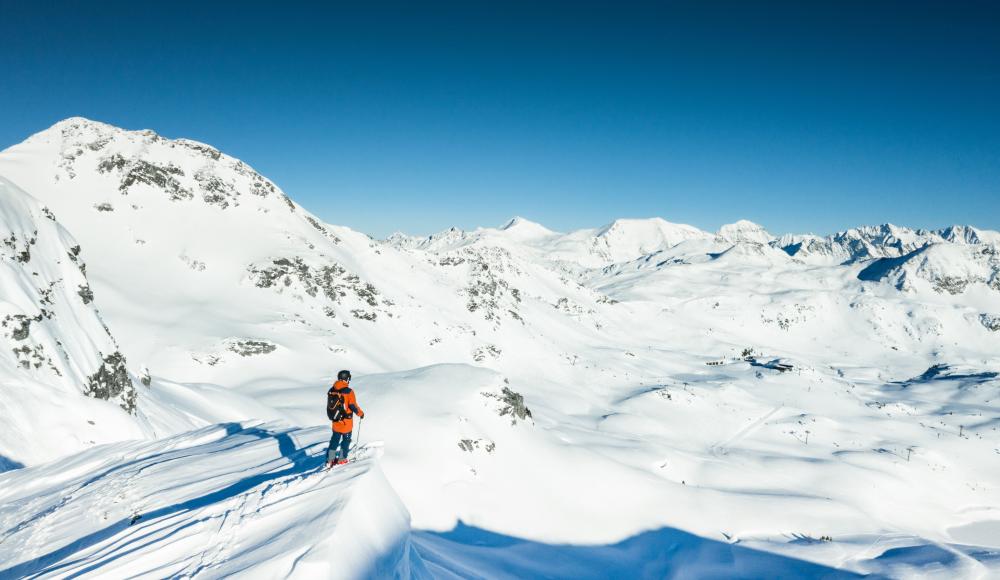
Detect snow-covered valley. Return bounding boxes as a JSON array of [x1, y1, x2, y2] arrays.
[[1, 118, 998, 578]]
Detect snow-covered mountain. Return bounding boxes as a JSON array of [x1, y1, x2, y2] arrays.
[[0, 175, 144, 465], [716, 219, 774, 245], [858, 243, 1000, 295], [1, 118, 999, 578], [390, 215, 711, 270], [0, 169, 307, 467], [778, 222, 1000, 264]]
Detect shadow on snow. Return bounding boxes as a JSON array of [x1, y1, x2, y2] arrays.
[[888, 363, 999, 390], [0, 423, 323, 579], [0, 454, 25, 473], [413, 521, 867, 579]]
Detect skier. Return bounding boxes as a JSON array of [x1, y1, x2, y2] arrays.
[[326, 370, 364, 468]]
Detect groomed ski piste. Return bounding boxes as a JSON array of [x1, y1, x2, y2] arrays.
[[1, 118, 999, 578]]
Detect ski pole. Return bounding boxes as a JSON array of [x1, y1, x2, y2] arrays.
[[352, 416, 363, 458]]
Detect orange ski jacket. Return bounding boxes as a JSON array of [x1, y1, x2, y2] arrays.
[[329, 380, 364, 433]]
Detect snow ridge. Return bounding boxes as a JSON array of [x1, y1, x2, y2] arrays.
[[0, 422, 426, 579]]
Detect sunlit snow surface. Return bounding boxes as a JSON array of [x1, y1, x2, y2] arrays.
[[0, 118, 999, 578], [0, 423, 424, 578]]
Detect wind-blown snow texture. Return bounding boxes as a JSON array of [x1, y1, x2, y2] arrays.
[[0, 118, 998, 578], [0, 423, 424, 578]]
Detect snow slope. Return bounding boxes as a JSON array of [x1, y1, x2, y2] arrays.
[[1, 419, 883, 579], [0, 172, 314, 466], [204, 362, 1000, 578], [858, 243, 1000, 295], [2, 118, 999, 578], [0, 422, 426, 579], [0, 175, 145, 466]]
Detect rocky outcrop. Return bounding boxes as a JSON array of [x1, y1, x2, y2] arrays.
[[247, 257, 388, 321], [436, 247, 524, 324], [472, 344, 502, 362], [458, 438, 496, 453], [981, 314, 1000, 332], [225, 339, 278, 356], [84, 352, 137, 413], [483, 385, 533, 425]]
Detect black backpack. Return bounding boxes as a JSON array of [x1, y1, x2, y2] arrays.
[[327, 387, 348, 421]]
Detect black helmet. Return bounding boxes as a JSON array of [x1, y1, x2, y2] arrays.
[[337, 370, 352, 381]]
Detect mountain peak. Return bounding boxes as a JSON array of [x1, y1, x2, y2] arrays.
[[498, 216, 556, 238], [14, 117, 115, 150], [716, 220, 773, 244], [43, 117, 125, 138], [596, 217, 706, 238], [52, 115, 109, 128], [0, 116, 311, 249]]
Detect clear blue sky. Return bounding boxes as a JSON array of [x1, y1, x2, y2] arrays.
[[1, 1, 998, 238]]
